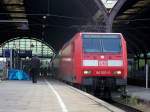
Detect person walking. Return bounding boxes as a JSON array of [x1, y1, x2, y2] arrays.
[[30, 55, 40, 83]]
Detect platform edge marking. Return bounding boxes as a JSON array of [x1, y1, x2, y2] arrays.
[[45, 80, 68, 112]]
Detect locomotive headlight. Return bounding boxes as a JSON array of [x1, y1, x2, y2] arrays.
[[83, 70, 92, 75], [113, 70, 122, 75]]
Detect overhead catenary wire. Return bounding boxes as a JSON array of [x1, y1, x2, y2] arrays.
[[0, 13, 88, 21]]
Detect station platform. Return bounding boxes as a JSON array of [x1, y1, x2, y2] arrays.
[[0, 79, 125, 112], [127, 85, 150, 103]]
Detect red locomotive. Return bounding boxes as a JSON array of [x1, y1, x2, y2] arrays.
[[52, 32, 127, 97]]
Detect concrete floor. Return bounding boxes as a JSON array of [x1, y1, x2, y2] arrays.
[[0, 80, 124, 112]]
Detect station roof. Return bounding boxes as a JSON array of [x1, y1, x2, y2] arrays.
[[0, 0, 150, 56], [114, 0, 150, 55]]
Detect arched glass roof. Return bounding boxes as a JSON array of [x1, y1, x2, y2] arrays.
[[0, 37, 54, 58], [101, 0, 118, 9]]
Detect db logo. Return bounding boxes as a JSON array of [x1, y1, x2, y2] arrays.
[[99, 61, 108, 66]]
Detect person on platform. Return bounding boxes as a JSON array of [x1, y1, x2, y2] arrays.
[[30, 55, 40, 83]]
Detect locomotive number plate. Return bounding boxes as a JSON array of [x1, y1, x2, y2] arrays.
[[99, 61, 108, 66], [96, 70, 111, 74]]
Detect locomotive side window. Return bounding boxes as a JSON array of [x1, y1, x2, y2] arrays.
[[82, 34, 121, 53]]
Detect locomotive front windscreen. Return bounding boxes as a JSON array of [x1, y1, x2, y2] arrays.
[[82, 34, 121, 53]]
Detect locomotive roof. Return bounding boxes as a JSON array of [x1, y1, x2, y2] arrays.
[[81, 32, 122, 35]]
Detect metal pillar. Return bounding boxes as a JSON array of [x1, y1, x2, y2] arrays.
[[106, 18, 112, 33], [146, 64, 148, 89], [93, 0, 108, 32], [93, 0, 107, 15], [93, 0, 127, 32], [10, 49, 13, 69]]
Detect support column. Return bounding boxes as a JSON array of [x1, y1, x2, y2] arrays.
[[93, 0, 108, 32], [93, 0, 127, 32], [10, 49, 13, 69], [146, 64, 149, 88], [106, 17, 112, 32]]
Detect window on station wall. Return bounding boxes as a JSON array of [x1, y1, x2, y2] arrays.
[[133, 52, 150, 71], [0, 38, 54, 58]]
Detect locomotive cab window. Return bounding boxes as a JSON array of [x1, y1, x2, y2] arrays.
[[102, 38, 121, 53], [82, 34, 121, 53]]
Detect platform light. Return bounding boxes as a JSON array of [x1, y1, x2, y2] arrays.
[[43, 16, 47, 19]]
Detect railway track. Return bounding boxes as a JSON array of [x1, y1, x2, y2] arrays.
[[106, 99, 142, 112], [76, 87, 143, 112]]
